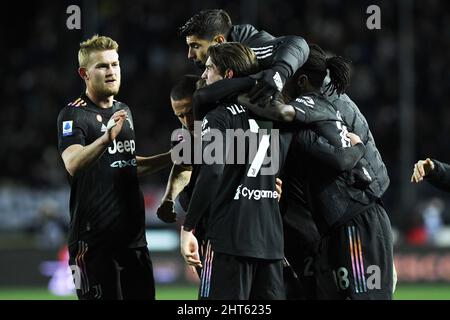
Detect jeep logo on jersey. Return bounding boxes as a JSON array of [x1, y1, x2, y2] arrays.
[[233, 185, 278, 201], [108, 139, 136, 155], [110, 158, 137, 168]]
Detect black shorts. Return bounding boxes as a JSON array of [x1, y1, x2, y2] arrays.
[[315, 203, 394, 300], [283, 222, 319, 300], [282, 200, 321, 300], [68, 242, 155, 300], [199, 241, 285, 300]]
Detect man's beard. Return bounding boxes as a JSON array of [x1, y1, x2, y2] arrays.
[[104, 86, 119, 96], [97, 81, 120, 97]]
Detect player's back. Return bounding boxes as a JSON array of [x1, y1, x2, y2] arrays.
[[325, 92, 390, 199], [202, 103, 286, 260], [288, 94, 372, 233]]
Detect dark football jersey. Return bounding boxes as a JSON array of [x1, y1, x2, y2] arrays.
[[57, 94, 146, 249], [184, 103, 291, 260], [286, 93, 369, 234]]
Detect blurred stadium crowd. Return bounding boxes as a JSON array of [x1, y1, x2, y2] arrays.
[[1, 0, 450, 246]]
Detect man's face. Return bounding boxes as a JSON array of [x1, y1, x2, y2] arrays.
[[171, 97, 194, 131], [186, 35, 216, 69], [83, 50, 121, 98], [201, 57, 224, 85]]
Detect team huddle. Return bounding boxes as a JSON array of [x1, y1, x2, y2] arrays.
[[57, 9, 397, 300]]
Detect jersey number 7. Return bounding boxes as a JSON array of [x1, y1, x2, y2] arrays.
[[247, 119, 271, 177]]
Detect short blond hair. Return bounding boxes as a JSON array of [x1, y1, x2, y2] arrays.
[[78, 35, 119, 68]]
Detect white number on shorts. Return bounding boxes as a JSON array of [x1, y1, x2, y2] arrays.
[[332, 267, 350, 291], [303, 256, 314, 276]]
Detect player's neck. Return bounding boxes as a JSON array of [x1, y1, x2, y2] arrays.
[[300, 88, 320, 96], [86, 90, 114, 108]]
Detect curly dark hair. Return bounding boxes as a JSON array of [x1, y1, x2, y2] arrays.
[[296, 44, 351, 96]]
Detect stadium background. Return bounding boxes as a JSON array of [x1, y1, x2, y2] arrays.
[[1, 0, 450, 299]]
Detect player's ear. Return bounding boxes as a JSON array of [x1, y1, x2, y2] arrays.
[[297, 75, 308, 89], [214, 35, 226, 44], [224, 68, 234, 79], [78, 67, 89, 80]]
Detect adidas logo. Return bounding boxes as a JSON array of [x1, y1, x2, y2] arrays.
[[273, 71, 283, 91]]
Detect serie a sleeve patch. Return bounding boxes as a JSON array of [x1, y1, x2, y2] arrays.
[[62, 120, 73, 136]]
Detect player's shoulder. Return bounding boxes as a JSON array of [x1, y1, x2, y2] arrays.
[[290, 94, 327, 115], [211, 103, 248, 121], [113, 99, 130, 110], [201, 104, 233, 131], [58, 96, 88, 118], [292, 95, 317, 109], [230, 24, 259, 43], [326, 92, 354, 109], [67, 96, 88, 108], [205, 104, 228, 119]]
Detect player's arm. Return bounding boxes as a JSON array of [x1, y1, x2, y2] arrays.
[[157, 164, 193, 223], [183, 155, 225, 231], [180, 225, 202, 272], [237, 94, 337, 125], [193, 77, 255, 120], [193, 38, 310, 118], [265, 35, 310, 81], [248, 35, 310, 103], [299, 130, 365, 172], [61, 110, 127, 176], [181, 113, 227, 268], [238, 93, 294, 122], [135, 152, 172, 177], [412, 158, 450, 191], [162, 164, 193, 203], [181, 160, 224, 269]]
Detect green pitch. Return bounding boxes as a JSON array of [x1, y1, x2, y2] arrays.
[[0, 284, 449, 300], [0, 285, 198, 300]]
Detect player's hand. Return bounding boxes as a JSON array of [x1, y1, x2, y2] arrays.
[[104, 110, 127, 143], [411, 158, 435, 183], [237, 94, 285, 121], [248, 69, 284, 104], [156, 199, 177, 223], [276, 178, 283, 202], [347, 132, 362, 146], [180, 227, 202, 273]]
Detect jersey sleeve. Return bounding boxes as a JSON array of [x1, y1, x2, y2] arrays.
[[425, 159, 450, 192], [296, 129, 365, 172], [250, 35, 309, 84], [290, 99, 339, 126], [57, 106, 88, 154], [269, 35, 310, 83], [183, 111, 228, 231]]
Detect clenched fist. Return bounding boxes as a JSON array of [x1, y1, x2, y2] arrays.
[[411, 158, 435, 183]]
